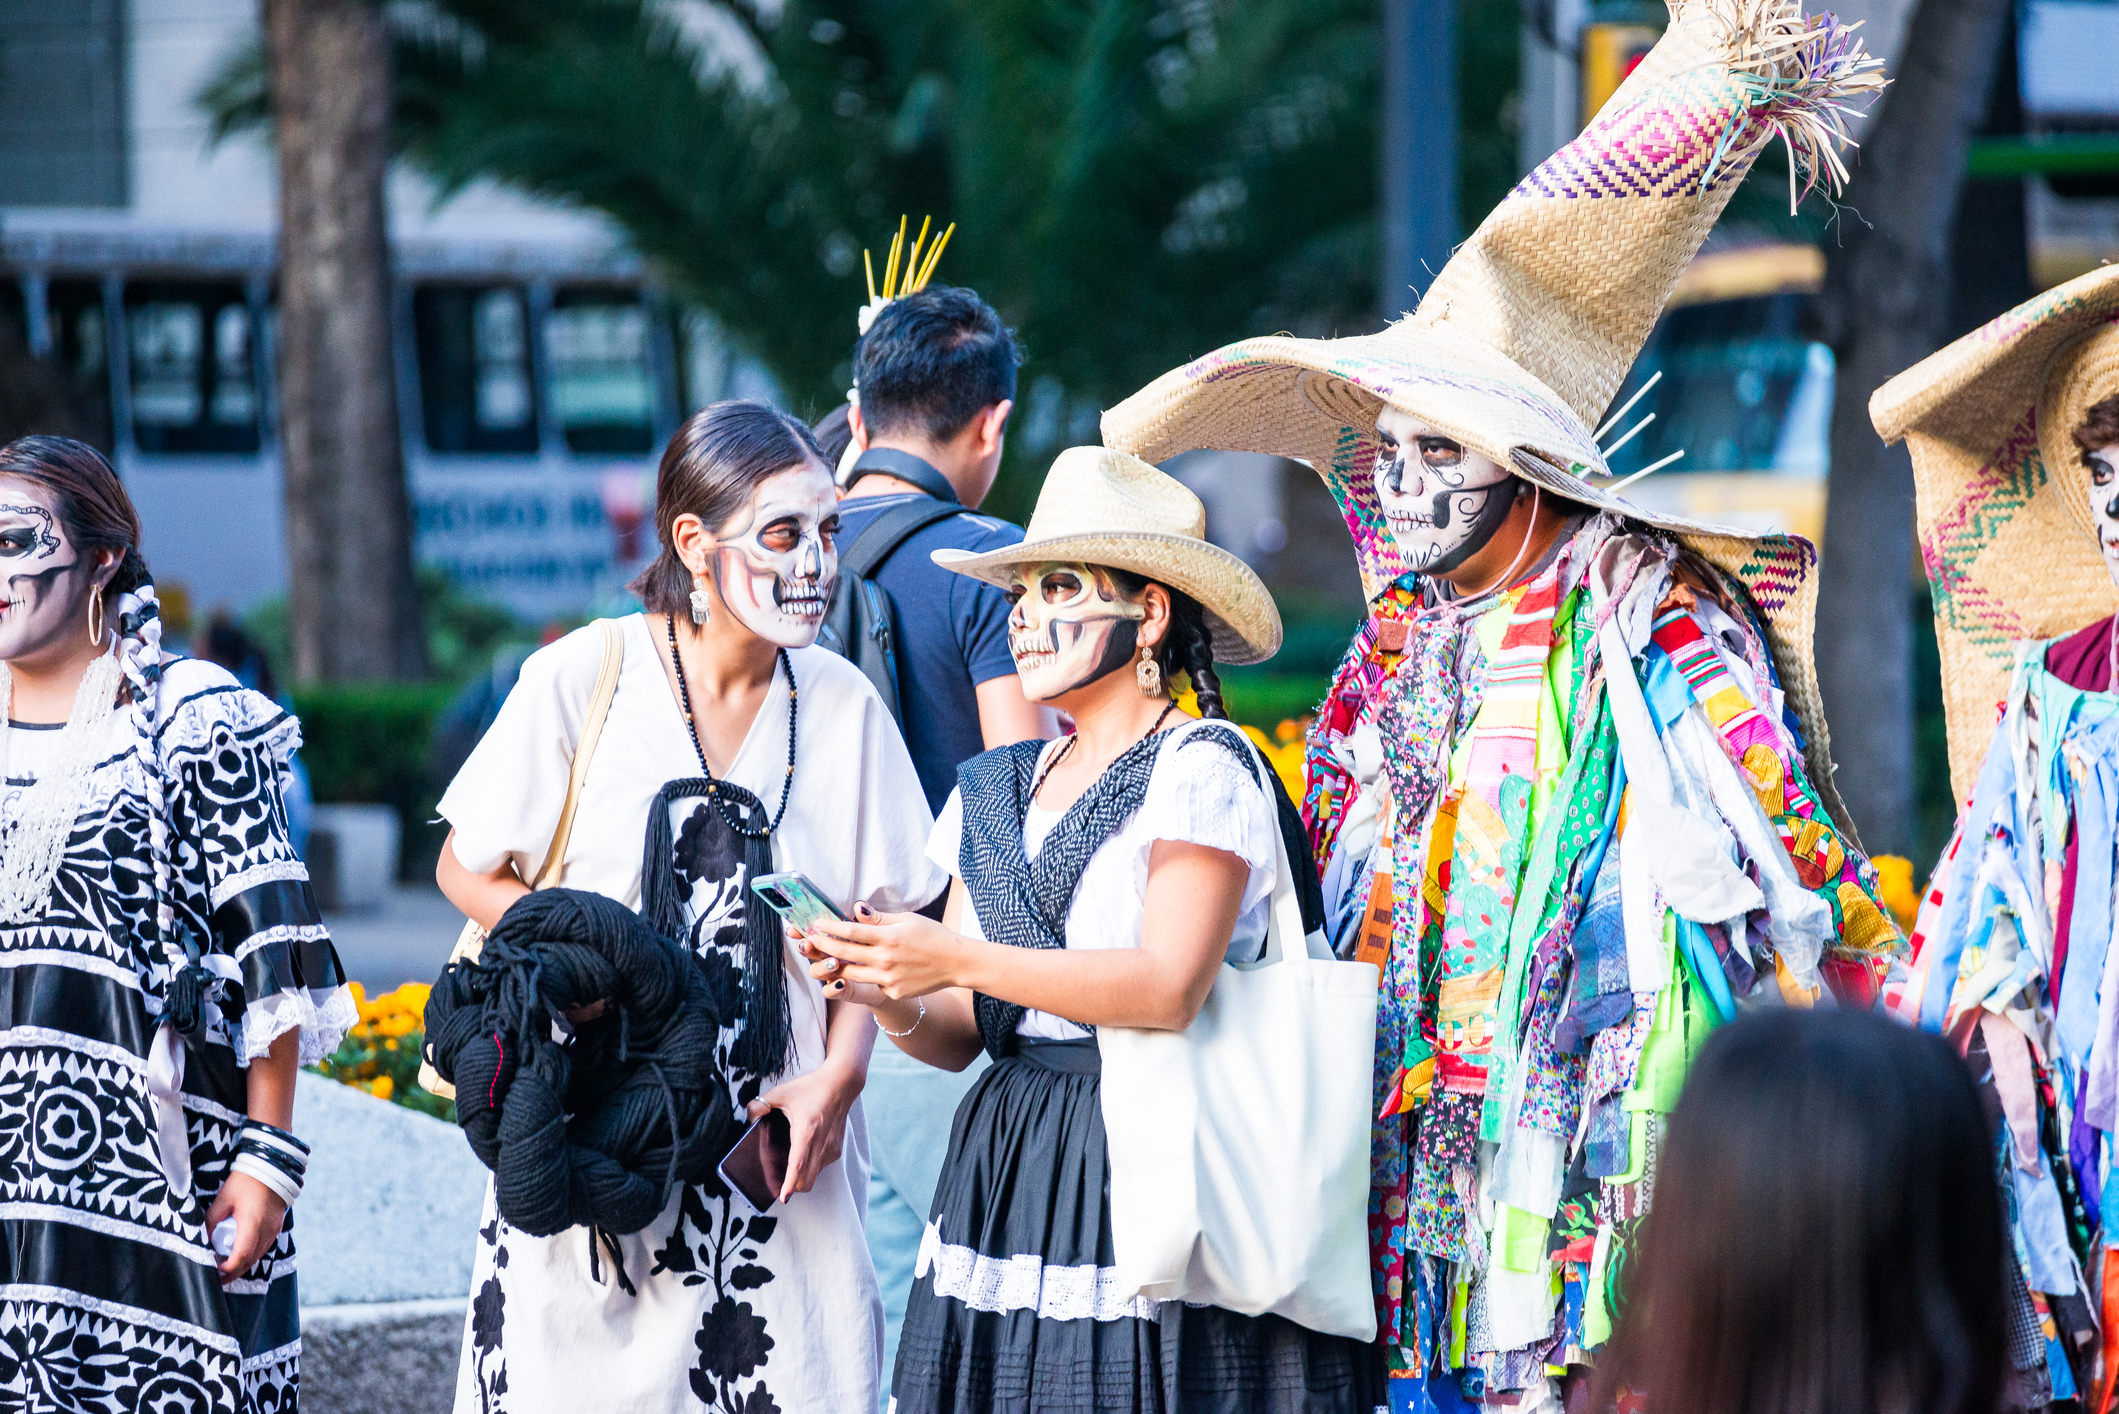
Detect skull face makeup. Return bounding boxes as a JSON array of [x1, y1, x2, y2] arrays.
[[0, 479, 97, 663], [1004, 562, 1147, 702], [1372, 406, 1519, 575], [706, 463, 840, 648], [2089, 443, 2119, 589]]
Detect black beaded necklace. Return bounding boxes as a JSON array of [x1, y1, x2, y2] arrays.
[[1029, 700, 1178, 806], [665, 613, 796, 839]]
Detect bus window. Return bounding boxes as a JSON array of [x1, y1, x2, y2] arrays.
[[414, 284, 538, 454], [1604, 292, 1825, 477], [124, 282, 261, 455], [48, 280, 112, 452], [547, 287, 654, 453]]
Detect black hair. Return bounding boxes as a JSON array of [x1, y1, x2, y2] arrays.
[[1593, 1007, 2006, 1414], [853, 285, 1021, 444], [629, 401, 825, 614], [1106, 569, 1226, 719]]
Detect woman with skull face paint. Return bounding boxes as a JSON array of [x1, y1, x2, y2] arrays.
[[1876, 266, 2119, 1401], [0, 436, 354, 1411], [799, 447, 1385, 1412], [434, 400, 944, 1414]]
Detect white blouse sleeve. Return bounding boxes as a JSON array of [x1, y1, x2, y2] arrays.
[[436, 626, 606, 878], [927, 789, 966, 880], [1141, 728, 1282, 909]]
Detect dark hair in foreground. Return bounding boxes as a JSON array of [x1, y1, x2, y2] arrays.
[[853, 286, 1020, 444], [2073, 391, 2119, 467], [630, 401, 825, 614], [0, 435, 150, 609], [1105, 568, 1226, 720], [811, 402, 854, 470], [1592, 1007, 2005, 1414]]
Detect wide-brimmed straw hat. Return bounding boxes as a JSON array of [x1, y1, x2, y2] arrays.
[[932, 445, 1283, 665], [1103, 0, 1883, 822], [1870, 264, 2119, 802]]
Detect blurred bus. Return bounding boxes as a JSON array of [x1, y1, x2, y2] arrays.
[[1592, 242, 1833, 543], [0, 227, 770, 623]]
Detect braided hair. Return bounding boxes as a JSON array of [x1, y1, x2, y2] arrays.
[[0, 439, 180, 994], [1105, 569, 1227, 719]]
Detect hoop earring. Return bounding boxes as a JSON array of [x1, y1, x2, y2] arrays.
[[689, 574, 712, 626], [1136, 642, 1163, 697], [86, 592, 104, 647]]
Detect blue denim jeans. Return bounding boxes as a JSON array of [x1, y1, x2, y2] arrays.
[[862, 1045, 987, 1408]]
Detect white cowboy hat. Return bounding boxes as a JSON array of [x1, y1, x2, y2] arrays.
[[931, 445, 1283, 665]]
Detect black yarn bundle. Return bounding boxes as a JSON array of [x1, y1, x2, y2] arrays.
[[424, 889, 735, 1238]]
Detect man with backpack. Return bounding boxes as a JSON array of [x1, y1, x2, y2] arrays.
[[826, 285, 1052, 812], [817, 282, 1051, 1407]]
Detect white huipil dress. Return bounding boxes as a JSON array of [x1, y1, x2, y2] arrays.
[[438, 614, 945, 1414]]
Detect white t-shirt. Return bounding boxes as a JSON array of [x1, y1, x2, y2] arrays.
[[926, 717, 1282, 1039]]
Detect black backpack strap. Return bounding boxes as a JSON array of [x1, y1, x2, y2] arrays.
[[842, 498, 965, 578], [843, 447, 960, 503]]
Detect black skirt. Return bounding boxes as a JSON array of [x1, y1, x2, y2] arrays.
[[891, 1037, 1384, 1414]]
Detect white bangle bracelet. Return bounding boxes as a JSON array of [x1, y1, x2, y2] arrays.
[[877, 997, 926, 1038], [231, 1152, 301, 1206]]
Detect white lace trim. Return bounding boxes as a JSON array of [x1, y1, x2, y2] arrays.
[[211, 860, 310, 911], [914, 1220, 1162, 1323], [0, 1282, 239, 1354], [231, 922, 332, 966], [240, 984, 358, 1066]]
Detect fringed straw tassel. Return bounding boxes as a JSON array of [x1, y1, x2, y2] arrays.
[[1699, 0, 1889, 208]]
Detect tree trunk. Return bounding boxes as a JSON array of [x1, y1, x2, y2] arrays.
[[266, 0, 427, 683], [1813, 0, 2009, 855]]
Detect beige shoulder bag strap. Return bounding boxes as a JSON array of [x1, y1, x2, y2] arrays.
[[419, 618, 625, 1099]]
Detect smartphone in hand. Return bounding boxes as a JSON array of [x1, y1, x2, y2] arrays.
[[750, 873, 847, 934], [719, 1108, 792, 1211]]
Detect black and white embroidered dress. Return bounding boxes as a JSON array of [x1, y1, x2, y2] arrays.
[[437, 618, 943, 1414], [0, 657, 353, 1412]]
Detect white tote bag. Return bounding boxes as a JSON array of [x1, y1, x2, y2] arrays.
[[1098, 766, 1380, 1341]]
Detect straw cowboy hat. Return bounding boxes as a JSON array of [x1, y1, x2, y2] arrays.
[[1870, 265, 2119, 802], [1103, 0, 1883, 822], [932, 445, 1283, 665]]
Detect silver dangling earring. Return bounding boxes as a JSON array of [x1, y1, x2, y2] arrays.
[[1136, 641, 1162, 697], [689, 574, 712, 626]]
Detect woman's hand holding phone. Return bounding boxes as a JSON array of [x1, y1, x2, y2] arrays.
[[746, 1061, 860, 1203], [804, 903, 968, 1001]]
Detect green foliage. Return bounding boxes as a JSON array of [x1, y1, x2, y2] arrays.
[[418, 565, 540, 684], [199, 2, 1521, 508], [290, 680, 454, 878], [1219, 668, 1331, 728], [311, 1029, 456, 1124]]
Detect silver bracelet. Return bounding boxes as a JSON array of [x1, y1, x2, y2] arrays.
[[877, 997, 925, 1038]]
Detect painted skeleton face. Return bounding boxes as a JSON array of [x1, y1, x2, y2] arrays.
[[1004, 562, 1145, 702], [1372, 407, 1517, 574], [0, 479, 96, 664], [2089, 443, 2119, 589], [708, 463, 840, 648]]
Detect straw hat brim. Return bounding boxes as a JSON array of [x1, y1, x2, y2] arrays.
[[2040, 322, 2119, 547], [1871, 264, 2119, 803], [1103, 322, 1852, 842], [932, 531, 1283, 667]]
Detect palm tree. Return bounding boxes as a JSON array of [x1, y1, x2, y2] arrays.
[[260, 0, 428, 682], [211, 0, 1484, 514]]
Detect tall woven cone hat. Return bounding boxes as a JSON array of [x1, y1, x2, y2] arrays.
[[932, 446, 1283, 665], [1103, 0, 1883, 819], [1870, 264, 2119, 804]]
